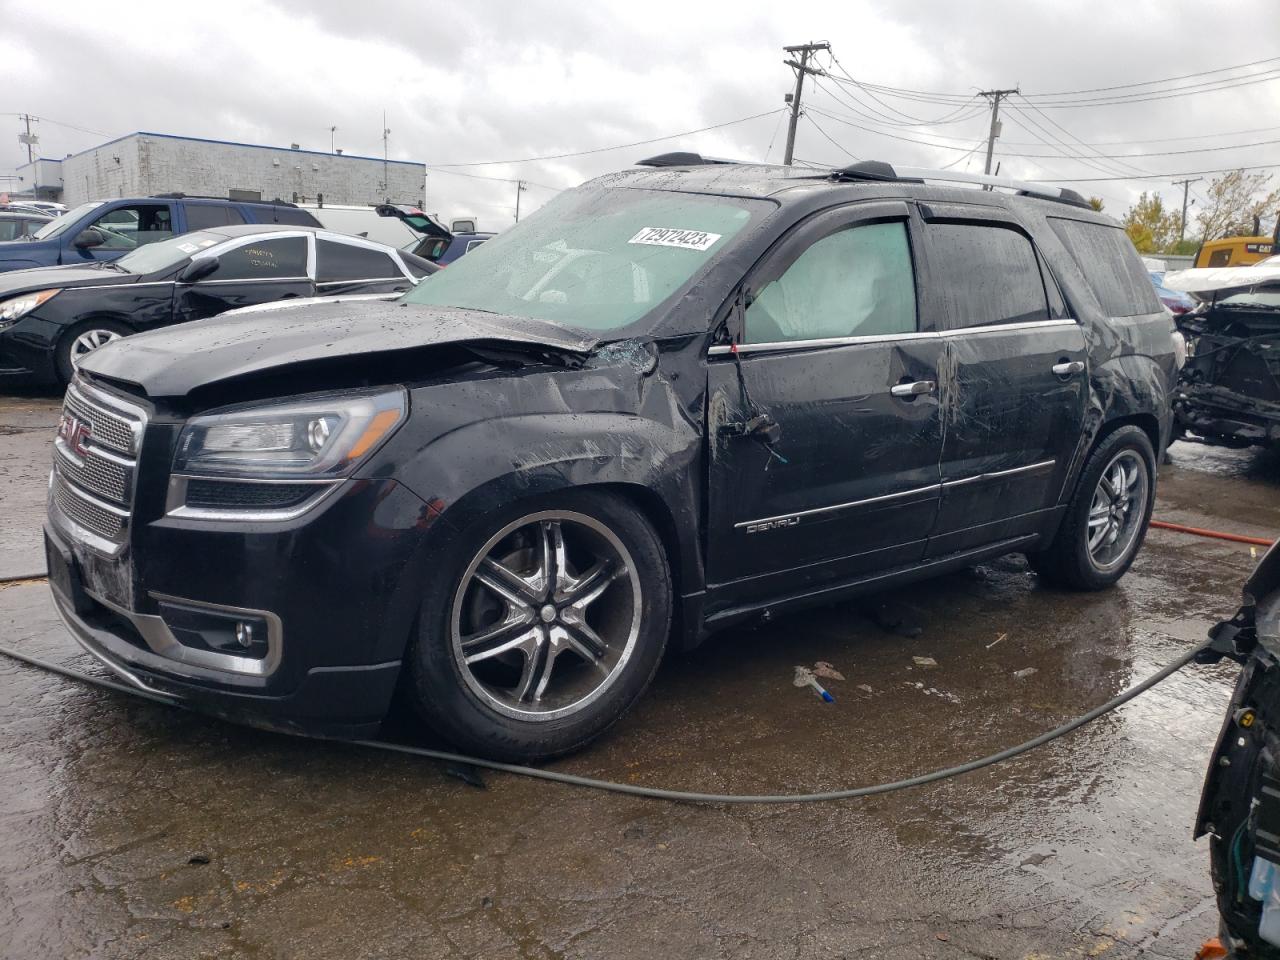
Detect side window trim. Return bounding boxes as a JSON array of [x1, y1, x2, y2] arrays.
[[723, 200, 923, 350]]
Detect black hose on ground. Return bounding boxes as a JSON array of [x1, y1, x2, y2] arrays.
[[0, 636, 1216, 805]]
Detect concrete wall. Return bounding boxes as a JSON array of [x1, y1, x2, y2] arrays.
[[60, 134, 424, 208]]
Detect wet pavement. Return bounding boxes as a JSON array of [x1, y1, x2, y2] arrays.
[[2, 390, 1278, 959]]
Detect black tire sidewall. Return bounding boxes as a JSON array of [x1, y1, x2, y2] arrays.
[[56, 319, 131, 385], [1048, 425, 1157, 590], [407, 490, 672, 761]]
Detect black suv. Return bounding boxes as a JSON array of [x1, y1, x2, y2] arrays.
[[44, 157, 1177, 760]]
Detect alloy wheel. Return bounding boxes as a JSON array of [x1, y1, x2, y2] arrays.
[[450, 510, 642, 721], [70, 328, 122, 367], [1087, 449, 1149, 572]]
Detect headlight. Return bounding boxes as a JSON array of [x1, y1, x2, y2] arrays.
[[1172, 331, 1188, 369], [173, 387, 407, 479], [0, 289, 60, 328]]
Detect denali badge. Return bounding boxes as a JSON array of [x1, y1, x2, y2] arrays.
[[58, 414, 92, 458], [745, 516, 800, 534]]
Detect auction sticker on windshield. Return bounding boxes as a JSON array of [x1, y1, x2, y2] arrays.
[[628, 227, 722, 251]]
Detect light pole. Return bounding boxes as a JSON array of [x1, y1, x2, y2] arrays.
[[329, 126, 337, 154]]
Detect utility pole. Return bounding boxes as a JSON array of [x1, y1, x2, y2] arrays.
[[977, 88, 1018, 176], [381, 112, 391, 199], [514, 180, 527, 222], [18, 114, 38, 164], [782, 42, 829, 166], [1173, 177, 1201, 243]]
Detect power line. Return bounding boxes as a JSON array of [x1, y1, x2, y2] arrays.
[[804, 113, 860, 161], [1023, 54, 1280, 99], [825, 53, 983, 126], [425, 109, 784, 167], [1025, 162, 1280, 183]]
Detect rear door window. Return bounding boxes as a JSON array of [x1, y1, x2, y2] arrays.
[[744, 221, 917, 343], [925, 222, 1049, 328], [204, 236, 308, 281], [184, 204, 246, 230], [1048, 218, 1162, 316], [315, 239, 403, 282]]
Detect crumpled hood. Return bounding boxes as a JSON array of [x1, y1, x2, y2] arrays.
[[79, 299, 602, 398]]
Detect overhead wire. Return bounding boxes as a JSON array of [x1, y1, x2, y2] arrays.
[[425, 109, 785, 167], [803, 112, 860, 161]]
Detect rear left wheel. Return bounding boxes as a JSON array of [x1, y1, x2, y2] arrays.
[[1030, 425, 1156, 590], [406, 491, 671, 760]]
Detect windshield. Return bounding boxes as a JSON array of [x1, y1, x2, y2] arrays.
[[115, 231, 223, 274], [33, 201, 104, 241], [1220, 288, 1280, 309], [401, 187, 767, 332]]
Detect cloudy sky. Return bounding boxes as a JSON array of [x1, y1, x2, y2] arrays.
[[3, 0, 1278, 228]]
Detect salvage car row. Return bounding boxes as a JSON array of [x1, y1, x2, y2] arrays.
[[0, 196, 485, 385]]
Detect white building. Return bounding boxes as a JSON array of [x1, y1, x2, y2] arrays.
[[17, 132, 425, 208]]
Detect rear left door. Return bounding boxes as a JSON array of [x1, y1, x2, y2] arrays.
[[919, 207, 1087, 558], [173, 233, 314, 323]]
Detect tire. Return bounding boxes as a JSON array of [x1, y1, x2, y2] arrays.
[[1030, 425, 1157, 591], [56, 320, 132, 385], [405, 490, 672, 761]]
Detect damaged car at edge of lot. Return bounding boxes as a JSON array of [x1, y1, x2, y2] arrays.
[[1198, 539, 1280, 957], [0, 224, 436, 387], [43, 157, 1178, 760], [1165, 265, 1280, 449]]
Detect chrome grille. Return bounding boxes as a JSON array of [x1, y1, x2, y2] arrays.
[[52, 473, 126, 541], [53, 444, 130, 502], [50, 379, 146, 551], [63, 385, 138, 454]]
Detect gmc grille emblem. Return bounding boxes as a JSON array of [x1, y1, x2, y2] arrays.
[[58, 414, 92, 458]]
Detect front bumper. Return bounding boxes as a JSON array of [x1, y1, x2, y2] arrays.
[[0, 317, 60, 385], [44, 472, 442, 739]]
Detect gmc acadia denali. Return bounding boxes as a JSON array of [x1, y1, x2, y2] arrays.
[[44, 157, 1179, 760]]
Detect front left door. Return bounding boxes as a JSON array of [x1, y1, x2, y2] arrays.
[[705, 202, 944, 606], [174, 234, 314, 323]]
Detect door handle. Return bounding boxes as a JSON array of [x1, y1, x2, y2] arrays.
[[1052, 361, 1085, 376], [890, 380, 937, 398]]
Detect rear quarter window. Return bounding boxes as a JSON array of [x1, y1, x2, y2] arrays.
[[1048, 218, 1162, 317]]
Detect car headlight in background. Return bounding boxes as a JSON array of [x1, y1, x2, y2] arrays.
[[0, 289, 60, 329], [167, 388, 407, 519]]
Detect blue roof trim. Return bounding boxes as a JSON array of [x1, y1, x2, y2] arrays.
[[64, 131, 424, 168]]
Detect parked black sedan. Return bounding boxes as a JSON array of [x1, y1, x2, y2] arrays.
[[0, 224, 436, 386]]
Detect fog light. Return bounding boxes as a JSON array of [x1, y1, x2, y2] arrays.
[[157, 601, 270, 660]]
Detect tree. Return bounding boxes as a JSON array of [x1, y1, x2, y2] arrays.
[[1087, 196, 1105, 212], [1194, 170, 1280, 241], [1122, 192, 1178, 253]]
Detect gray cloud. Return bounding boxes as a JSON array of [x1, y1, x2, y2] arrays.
[[3, 0, 1278, 225]]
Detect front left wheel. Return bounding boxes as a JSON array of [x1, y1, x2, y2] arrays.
[[406, 491, 672, 761]]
